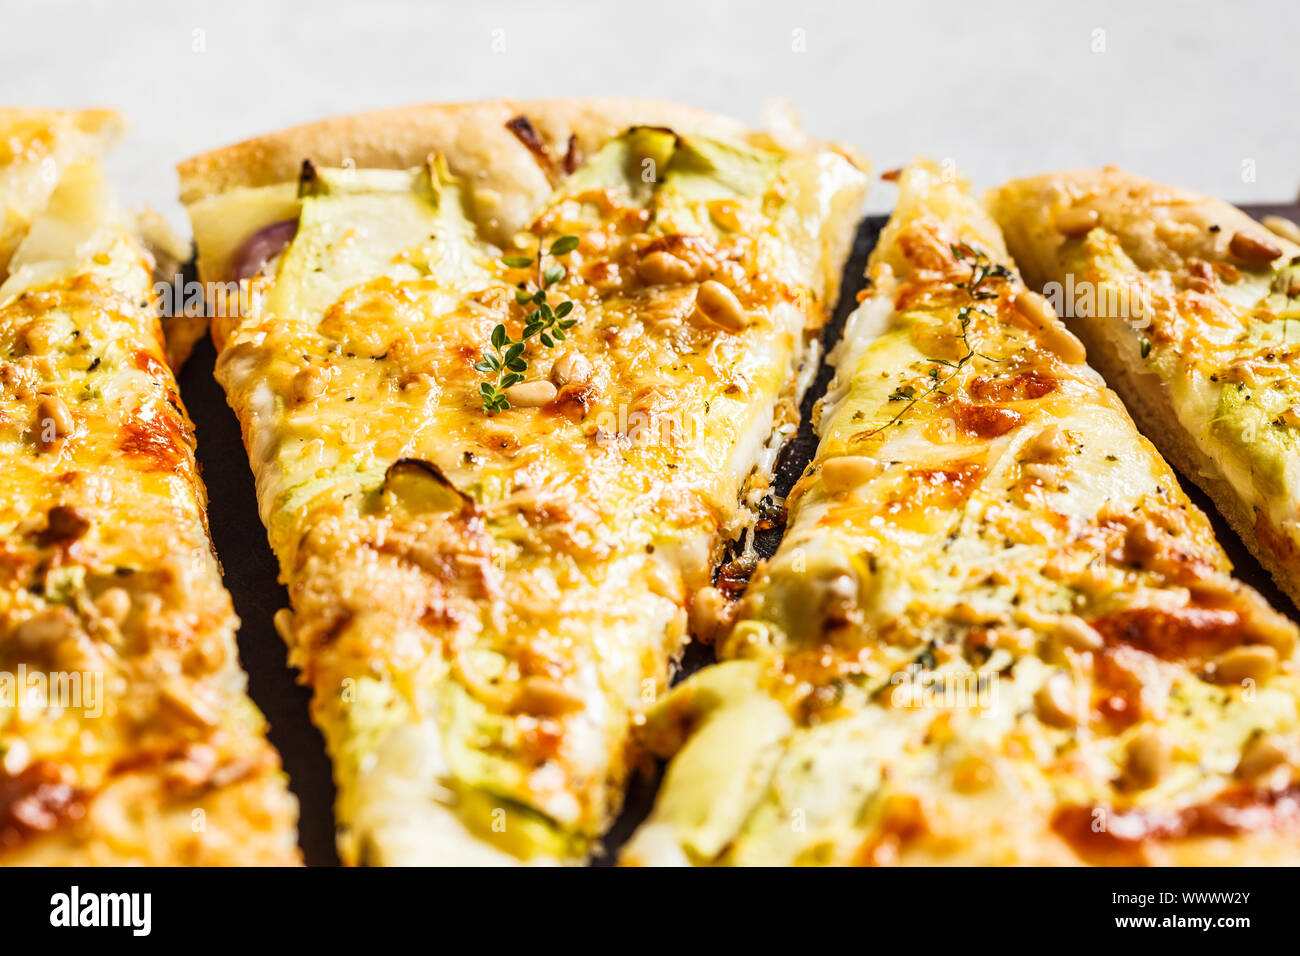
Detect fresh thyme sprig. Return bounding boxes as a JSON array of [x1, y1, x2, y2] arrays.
[[476, 234, 580, 412], [865, 243, 1008, 437]]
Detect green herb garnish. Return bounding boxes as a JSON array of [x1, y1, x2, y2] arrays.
[[864, 245, 1007, 437], [476, 235, 580, 412]]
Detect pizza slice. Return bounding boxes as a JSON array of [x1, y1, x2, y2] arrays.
[[0, 109, 299, 864], [990, 170, 1300, 612], [0, 108, 123, 276], [623, 161, 1300, 866], [177, 99, 869, 864]]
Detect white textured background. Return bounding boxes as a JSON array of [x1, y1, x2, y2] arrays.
[[3, 0, 1296, 225]]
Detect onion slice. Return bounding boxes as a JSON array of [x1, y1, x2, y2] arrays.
[[231, 219, 299, 281]]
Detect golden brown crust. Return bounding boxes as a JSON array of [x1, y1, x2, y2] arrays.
[[176, 97, 860, 244], [990, 166, 1300, 278]]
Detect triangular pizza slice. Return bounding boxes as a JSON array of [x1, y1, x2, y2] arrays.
[[623, 162, 1300, 865], [178, 99, 868, 863], [991, 169, 1300, 610], [0, 110, 299, 864]]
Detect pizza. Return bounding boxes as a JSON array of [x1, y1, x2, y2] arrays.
[[0, 108, 123, 276], [990, 169, 1300, 613], [0, 109, 299, 864], [622, 162, 1300, 865], [176, 99, 869, 863]]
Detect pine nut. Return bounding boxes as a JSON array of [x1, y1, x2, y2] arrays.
[[291, 365, 330, 402], [693, 280, 748, 333], [1052, 615, 1104, 651], [1054, 207, 1100, 237], [1014, 290, 1056, 328], [1262, 215, 1300, 245], [1034, 672, 1082, 727], [688, 585, 731, 643], [1237, 733, 1289, 779], [821, 455, 883, 493], [1210, 644, 1277, 685], [1025, 425, 1070, 462], [1042, 326, 1086, 364], [511, 676, 585, 716], [1229, 230, 1283, 263], [36, 394, 73, 448], [1013, 291, 1087, 363], [637, 250, 696, 285], [503, 380, 558, 407], [1122, 729, 1168, 790], [550, 352, 592, 387]]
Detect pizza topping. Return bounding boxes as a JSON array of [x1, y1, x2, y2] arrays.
[[691, 279, 748, 333], [381, 458, 473, 515], [41, 504, 91, 544], [232, 218, 298, 281], [548, 351, 592, 387], [1120, 729, 1168, 790], [951, 402, 1022, 438], [1054, 206, 1100, 237], [501, 379, 557, 408], [1054, 785, 1300, 862], [0, 763, 85, 848], [93, 586, 131, 625], [1090, 606, 1250, 663], [34, 393, 73, 449], [290, 364, 330, 403], [1023, 424, 1071, 461], [476, 235, 580, 412], [1228, 229, 1283, 264], [1035, 671, 1083, 727], [969, 370, 1057, 403], [1236, 733, 1290, 779], [637, 249, 698, 285], [820, 455, 883, 493], [1208, 643, 1278, 685]]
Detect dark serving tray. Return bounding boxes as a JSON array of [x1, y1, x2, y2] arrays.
[[177, 204, 1300, 866]]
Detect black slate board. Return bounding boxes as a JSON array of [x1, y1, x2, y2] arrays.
[[176, 206, 1300, 866]]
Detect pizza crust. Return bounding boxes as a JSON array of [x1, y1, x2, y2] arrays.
[[177, 97, 861, 246]]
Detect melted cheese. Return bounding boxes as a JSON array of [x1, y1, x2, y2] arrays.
[[623, 162, 1300, 866], [194, 127, 868, 863], [0, 150, 298, 864]]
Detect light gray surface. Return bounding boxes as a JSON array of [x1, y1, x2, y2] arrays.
[[3, 0, 1296, 227]]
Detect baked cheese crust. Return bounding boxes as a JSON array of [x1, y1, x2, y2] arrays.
[[178, 100, 868, 864], [622, 162, 1300, 866], [990, 169, 1300, 612], [0, 111, 299, 865]]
